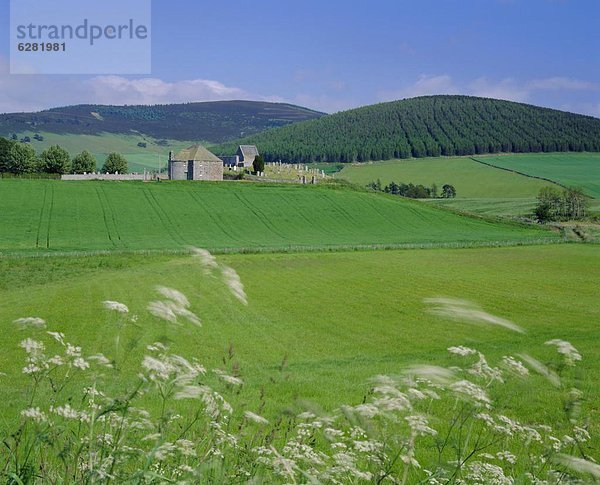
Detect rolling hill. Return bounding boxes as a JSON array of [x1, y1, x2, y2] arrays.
[[0, 100, 324, 143], [215, 96, 600, 162], [0, 180, 555, 254]]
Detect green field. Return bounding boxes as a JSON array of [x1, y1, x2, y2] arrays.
[[475, 152, 600, 198], [9, 131, 196, 173], [0, 180, 556, 253], [1, 244, 598, 428], [338, 157, 557, 198]]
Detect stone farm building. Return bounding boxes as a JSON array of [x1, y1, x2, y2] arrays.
[[168, 145, 224, 181], [221, 145, 259, 168]]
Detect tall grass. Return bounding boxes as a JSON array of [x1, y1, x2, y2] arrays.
[[1, 249, 596, 483]]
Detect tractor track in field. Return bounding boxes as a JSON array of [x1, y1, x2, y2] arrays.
[[233, 192, 288, 239], [99, 186, 123, 244], [186, 189, 245, 244], [95, 187, 116, 246], [35, 185, 48, 248], [45, 186, 54, 249], [318, 192, 359, 227], [276, 192, 336, 236], [357, 193, 406, 231], [142, 188, 187, 246]]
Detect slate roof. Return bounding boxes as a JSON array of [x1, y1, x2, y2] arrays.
[[238, 145, 259, 160], [173, 145, 222, 163]]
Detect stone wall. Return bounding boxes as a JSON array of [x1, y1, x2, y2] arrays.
[[61, 172, 164, 181]]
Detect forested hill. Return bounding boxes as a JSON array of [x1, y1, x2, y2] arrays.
[[0, 101, 324, 143], [214, 96, 600, 162]]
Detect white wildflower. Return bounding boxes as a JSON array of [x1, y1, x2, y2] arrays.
[[102, 300, 129, 313], [72, 357, 89, 370], [146, 342, 166, 352], [425, 297, 525, 333], [20, 338, 45, 354], [462, 461, 513, 484], [545, 339, 582, 366], [573, 426, 590, 443], [450, 380, 491, 407], [496, 451, 517, 464], [154, 442, 177, 461], [501, 356, 529, 376], [21, 407, 47, 423], [48, 355, 64, 366], [14, 317, 46, 328], [47, 331, 65, 345], [244, 411, 269, 425], [221, 266, 248, 305], [406, 415, 437, 436], [65, 344, 81, 357], [448, 345, 477, 356]]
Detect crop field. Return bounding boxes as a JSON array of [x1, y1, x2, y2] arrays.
[[338, 157, 557, 198], [0, 244, 598, 437], [0, 180, 555, 253], [7, 131, 195, 173], [474, 152, 600, 198]]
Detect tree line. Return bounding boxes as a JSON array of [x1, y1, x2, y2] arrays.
[[535, 186, 589, 222], [367, 179, 456, 199], [215, 96, 600, 163], [0, 137, 128, 175]]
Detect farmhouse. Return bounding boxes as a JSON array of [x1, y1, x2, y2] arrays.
[[168, 145, 224, 181], [221, 145, 259, 168]]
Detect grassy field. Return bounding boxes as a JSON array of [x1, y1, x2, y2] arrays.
[[0, 244, 598, 429], [0, 180, 556, 253], [474, 152, 600, 198], [338, 157, 557, 198], [9, 131, 196, 173]]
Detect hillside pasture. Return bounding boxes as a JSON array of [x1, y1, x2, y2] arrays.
[[7, 131, 195, 173], [474, 152, 600, 198], [338, 157, 557, 198], [0, 180, 555, 253]]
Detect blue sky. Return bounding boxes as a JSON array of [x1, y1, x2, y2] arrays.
[[1, 0, 599, 116]]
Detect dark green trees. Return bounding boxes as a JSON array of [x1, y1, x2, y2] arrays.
[[216, 96, 600, 163], [252, 155, 265, 173], [6, 143, 37, 174], [71, 151, 97, 174], [39, 145, 71, 174], [441, 184, 457, 198], [102, 153, 128, 174], [534, 186, 589, 221]]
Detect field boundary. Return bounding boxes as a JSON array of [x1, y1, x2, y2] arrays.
[[0, 237, 579, 260], [469, 157, 569, 191]]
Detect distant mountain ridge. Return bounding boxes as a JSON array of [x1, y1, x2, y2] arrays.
[[0, 101, 325, 143], [215, 95, 600, 163]]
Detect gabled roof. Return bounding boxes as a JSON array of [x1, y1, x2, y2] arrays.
[[173, 145, 222, 163], [237, 145, 259, 159]]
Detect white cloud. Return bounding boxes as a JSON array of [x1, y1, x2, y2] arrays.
[[0, 55, 274, 114], [468, 77, 530, 102], [528, 77, 599, 91], [379, 74, 458, 101], [86, 76, 250, 105]]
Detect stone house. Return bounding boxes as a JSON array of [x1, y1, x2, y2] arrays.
[[168, 145, 224, 181], [221, 145, 259, 168]]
